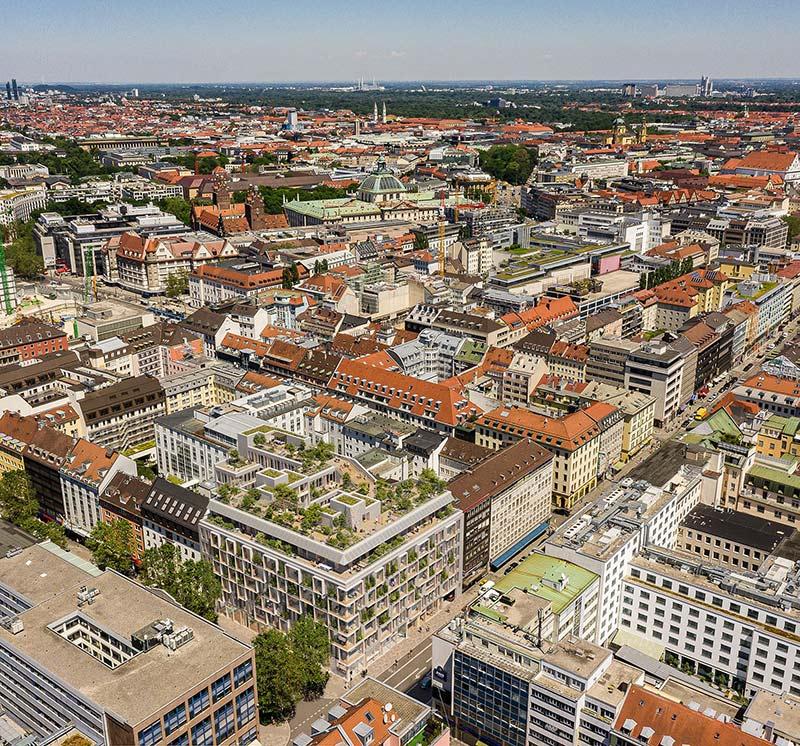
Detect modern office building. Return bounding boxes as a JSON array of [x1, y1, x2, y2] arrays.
[[77, 375, 166, 452], [0, 541, 258, 746], [624, 342, 685, 426], [544, 466, 702, 645], [621, 546, 800, 698], [432, 579, 642, 746]]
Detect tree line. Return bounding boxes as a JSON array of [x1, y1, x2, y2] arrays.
[[639, 257, 694, 290]]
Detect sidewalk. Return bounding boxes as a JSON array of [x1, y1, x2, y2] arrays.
[[258, 723, 290, 746], [367, 587, 481, 679]]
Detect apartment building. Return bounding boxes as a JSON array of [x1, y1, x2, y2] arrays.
[[405, 305, 507, 347], [0, 542, 258, 746], [739, 457, 800, 528], [99, 473, 151, 562], [291, 676, 448, 746], [141, 478, 209, 561], [0, 411, 38, 475], [0, 320, 68, 366], [77, 375, 166, 452], [533, 380, 656, 462], [60, 438, 137, 538], [22, 425, 77, 521], [501, 351, 549, 406], [733, 372, 800, 418], [386, 329, 465, 382], [475, 403, 620, 511], [327, 358, 482, 434], [585, 338, 641, 388], [544, 466, 702, 646], [118, 322, 205, 378], [621, 547, 800, 698], [200, 436, 462, 682], [449, 438, 554, 584], [612, 684, 773, 746], [755, 414, 800, 459]]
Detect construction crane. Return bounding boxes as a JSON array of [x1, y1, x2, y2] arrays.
[[0, 236, 12, 315], [438, 191, 447, 277]]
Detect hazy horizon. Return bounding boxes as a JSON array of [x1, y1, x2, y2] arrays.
[[3, 0, 799, 85]]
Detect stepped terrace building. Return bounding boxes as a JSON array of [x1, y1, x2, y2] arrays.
[[200, 434, 462, 682]]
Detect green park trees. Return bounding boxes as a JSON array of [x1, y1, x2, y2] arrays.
[[0, 470, 65, 547], [139, 543, 222, 621], [253, 615, 330, 723]]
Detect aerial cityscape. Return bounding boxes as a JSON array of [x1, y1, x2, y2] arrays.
[[2, 3, 800, 746]]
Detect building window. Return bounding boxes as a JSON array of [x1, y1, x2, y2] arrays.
[[139, 721, 162, 746], [236, 688, 256, 729], [164, 704, 187, 736], [189, 689, 210, 719], [191, 717, 213, 746], [212, 673, 232, 703], [214, 702, 235, 743], [234, 660, 253, 688]]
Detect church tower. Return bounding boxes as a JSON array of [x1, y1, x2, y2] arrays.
[[245, 184, 267, 230], [638, 117, 648, 144], [211, 168, 231, 211], [382, 101, 387, 124]]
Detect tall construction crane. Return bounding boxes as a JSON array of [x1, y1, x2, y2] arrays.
[[438, 191, 447, 277], [0, 236, 12, 315]]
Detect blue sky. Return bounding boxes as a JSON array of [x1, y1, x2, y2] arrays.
[[3, 0, 799, 83]]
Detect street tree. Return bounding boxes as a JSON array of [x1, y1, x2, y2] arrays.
[[87, 520, 136, 574]]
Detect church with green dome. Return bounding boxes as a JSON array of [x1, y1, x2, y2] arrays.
[[283, 159, 442, 227]]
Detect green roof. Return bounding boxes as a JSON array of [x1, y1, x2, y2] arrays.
[[764, 414, 800, 438], [748, 462, 800, 490], [455, 339, 487, 364], [494, 553, 597, 615], [706, 408, 743, 438]]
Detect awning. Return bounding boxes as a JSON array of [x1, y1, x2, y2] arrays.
[[612, 627, 665, 661], [490, 521, 549, 570]]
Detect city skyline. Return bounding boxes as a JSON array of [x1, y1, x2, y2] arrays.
[[3, 0, 799, 84]]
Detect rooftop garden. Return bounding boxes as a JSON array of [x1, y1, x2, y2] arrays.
[[210, 467, 450, 554], [123, 439, 155, 457], [736, 280, 777, 300]]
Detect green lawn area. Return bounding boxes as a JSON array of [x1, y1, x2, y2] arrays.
[[123, 439, 155, 456]]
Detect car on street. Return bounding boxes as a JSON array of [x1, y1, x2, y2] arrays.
[[420, 674, 432, 689]]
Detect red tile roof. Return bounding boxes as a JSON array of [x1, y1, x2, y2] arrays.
[[328, 358, 482, 427], [614, 685, 771, 746]]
